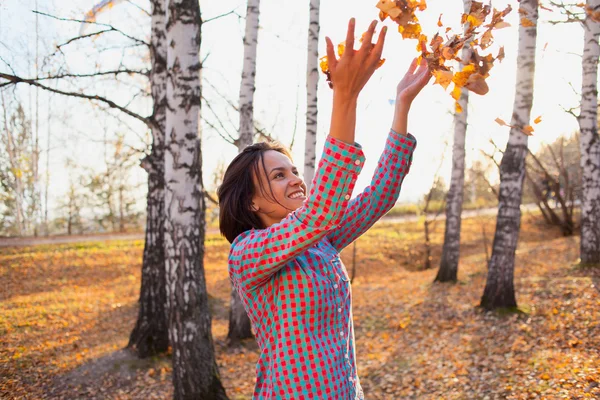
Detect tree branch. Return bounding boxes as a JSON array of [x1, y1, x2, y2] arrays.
[[0, 72, 150, 126], [33, 10, 149, 48]]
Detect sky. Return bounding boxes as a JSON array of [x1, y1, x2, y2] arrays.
[[0, 0, 588, 222]]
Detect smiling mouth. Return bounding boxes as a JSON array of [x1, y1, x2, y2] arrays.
[[288, 191, 306, 199]]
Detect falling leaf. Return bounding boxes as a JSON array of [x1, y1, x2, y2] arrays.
[[451, 85, 462, 101], [455, 101, 463, 113], [533, 115, 542, 124], [433, 70, 453, 90], [522, 125, 534, 135], [496, 46, 505, 62], [437, 14, 443, 27], [337, 43, 346, 57], [521, 17, 536, 27], [480, 30, 494, 49], [398, 23, 422, 39], [495, 117, 509, 126], [494, 21, 511, 29], [464, 73, 489, 95]]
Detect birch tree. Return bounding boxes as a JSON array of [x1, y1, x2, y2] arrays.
[[128, 0, 169, 357], [303, 0, 320, 191], [577, 0, 600, 264], [435, 0, 472, 283], [228, 0, 261, 344], [481, 0, 539, 310], [164, 0, 227, 397]]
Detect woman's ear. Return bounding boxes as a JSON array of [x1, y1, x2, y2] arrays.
[[250, 202, 259, 212]]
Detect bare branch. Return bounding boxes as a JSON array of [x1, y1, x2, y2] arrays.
[[33, 10, 149, 48], [204, 190, 218, 205], [204, 9, 238, 24], [0, 72, 150, 126], [24, 69, 150, 82]]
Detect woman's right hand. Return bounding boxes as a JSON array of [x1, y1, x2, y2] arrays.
[[325, 18, 387, 100]]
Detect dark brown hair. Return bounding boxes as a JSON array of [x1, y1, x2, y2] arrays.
[[217, 141, 292, 243]]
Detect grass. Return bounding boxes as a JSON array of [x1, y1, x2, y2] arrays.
[[1, 212, 599, 399]]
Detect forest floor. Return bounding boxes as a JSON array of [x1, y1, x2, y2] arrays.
[[1, 211, 599, 399]]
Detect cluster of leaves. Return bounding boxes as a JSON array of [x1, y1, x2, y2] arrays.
[[378, 0, 513, 113], [319, 1, 515, 114]]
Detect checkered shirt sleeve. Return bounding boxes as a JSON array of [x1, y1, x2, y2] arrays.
[[326, 130, 417, 251], [229, 136, 366, 292]]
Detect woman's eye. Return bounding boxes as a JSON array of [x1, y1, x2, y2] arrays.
[[274, 172, 284, 179], [292, 170, 299, 176]]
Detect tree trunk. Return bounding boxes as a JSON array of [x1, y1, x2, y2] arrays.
[[227, 0, 261, 344], [578, 0, 600, 264], [303, 0, 320, 191], [237, 0, 260, 150], [436, 0, 471, 283], [165, 1, 227, 398], [481, 0, 538, 310], [128, 0, 170, 358]]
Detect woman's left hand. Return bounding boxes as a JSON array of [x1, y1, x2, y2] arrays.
[[396, 58, 432, 109]]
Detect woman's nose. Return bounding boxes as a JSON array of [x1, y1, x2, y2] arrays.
[[290, 175, 303, 186]]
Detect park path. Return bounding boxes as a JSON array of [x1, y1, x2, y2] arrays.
[[0, 204, 541, 248]]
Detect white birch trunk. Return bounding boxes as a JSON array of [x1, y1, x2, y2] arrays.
[[578, 0, 600, 264], [304, 0, 320, 191], [228, 0, 261, 343], [436, 0, 471, 283], [237, 0, 261, 149], [481, 0, 538, 310], [128, 0, 169, 357], [165, 1, 227, 397]]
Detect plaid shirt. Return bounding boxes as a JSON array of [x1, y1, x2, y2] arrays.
[[229, 130, 417, 399]]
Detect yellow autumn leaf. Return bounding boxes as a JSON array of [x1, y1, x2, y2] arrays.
[[337, 43, 345, 57], [533, 115, 542, 124], [451, 85, 462, 101], [433, 70, 453, 90], [455, 101, 463, 113], [398, 23, 422, 39], [494, 21, 511, 29]]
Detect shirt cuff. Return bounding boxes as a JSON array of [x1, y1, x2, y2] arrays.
[[322, 136, 366, 174]]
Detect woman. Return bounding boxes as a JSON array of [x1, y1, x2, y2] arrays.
[[218, 18, 431, 400]]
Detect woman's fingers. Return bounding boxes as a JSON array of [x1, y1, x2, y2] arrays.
[[359, 20, 378, 53], [344, 18, 355, 57], [371, 25, 387, 60], [325, 36, 338, 71]]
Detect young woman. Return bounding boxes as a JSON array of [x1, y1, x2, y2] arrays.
[[218, 18, 431, 400]]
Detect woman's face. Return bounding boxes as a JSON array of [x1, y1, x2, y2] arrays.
[[251, 150, 307, 227]]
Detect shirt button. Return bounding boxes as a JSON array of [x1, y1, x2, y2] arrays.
[[340, 331, 344, 336], [334, 284, 338, 289], [354, 159, 361, 165], [344, 194, 350, 200]]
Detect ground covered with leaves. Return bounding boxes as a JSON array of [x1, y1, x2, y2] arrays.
[[1, 212, 599, 399]]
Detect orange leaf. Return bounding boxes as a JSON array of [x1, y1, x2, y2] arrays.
[[521, 17, 536, 27], [433, 70, 453, 90], [455, 101, 463, 113], [451, 85, 462, 101], [522, 125, 534, 135], [464, 73, 489, 95], [533, 115, 542, 124], [398, 23, 422, 39], [495, 117, 509, 127], [496, 46, 505, 62], [437, 13, 443, 27]]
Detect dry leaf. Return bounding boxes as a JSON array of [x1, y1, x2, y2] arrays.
[[521, 17, 536, 27], [433, 70, 454, 90], [533, 115, 542, 124]]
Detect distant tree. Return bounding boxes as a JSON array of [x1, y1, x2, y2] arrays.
[[83, 132, 142, 233], [525, 133, 580, 235], [228, 0, 262, 345], [481, 0, 539, 310], [0, 96, 36, 236], [436, 0, 472, 283], [163, 0, 227, 397], [577, 0, 600, 264], [303, 0, 321, 191]]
